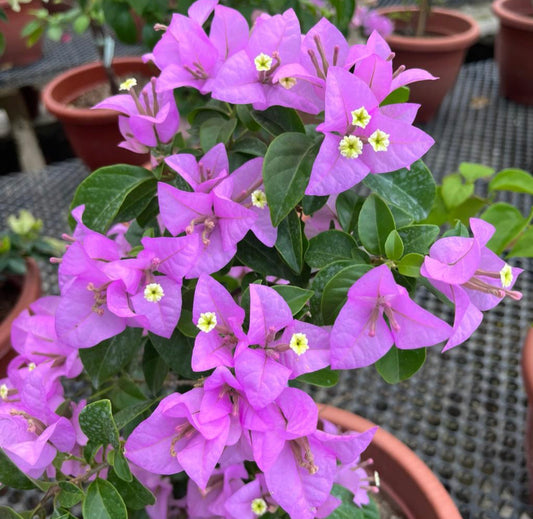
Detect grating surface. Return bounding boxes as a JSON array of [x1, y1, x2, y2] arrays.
[[0, 60, 532, 518], [0, 33, 145, 89]]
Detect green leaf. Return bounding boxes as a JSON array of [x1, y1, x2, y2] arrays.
[[327, 485, 380, 519], [83, 479, 127, 519], [305, 230, 359, 268], [443, 220, 470, 238], [447, 195, 488, 225], [363, 160, 435, 221], [0, 506, 24, 518], [480, 202, 530, 254], [441, 173, 474, 210], [375, 346, 426, 384], [296, 368, 339, 387], [384, 230, 404, 260], [0, 33, 5, 56], [0, 449, 36, 490], [148, 330, 197, 379], [250, 106, 305, 136], [143, 340, 168, 394], [57, 482, 84, 509], [73, 14, 90, 34], [69, 165, 153, 234], [200, 117, 237, 152], [321, 264, 372, 324], [275, 211, 304, 273], [358, 194, 395, 256], [271, 285, 313, 315], [236, 232, 309, 285], [390, 204, 414, 228], [397, 224, 440, 255], [79, 399, 120, 450], [102, 0, 137, 44], [329, 0, 355, 34], [459, 162, 494, 182], [509, 226, 533, 257], [302, 195, 328, 216], [336, 190, 363, 234], [107, 449, 132, 482], [114, 179, 157, 224], [396, 253, 424, 278], [263, 132, 321, 226], [231, 137, 267, 157], [489, 168, 533, 195], [107, 469, 156, 510], [114, 399, 158, 430], [79, 328, 144, 388], [380, 86, 410, 105]]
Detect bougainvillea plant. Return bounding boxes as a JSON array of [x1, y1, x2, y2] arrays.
[[0, 1, 528, 518]]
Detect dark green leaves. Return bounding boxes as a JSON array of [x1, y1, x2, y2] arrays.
[[250, 106, 305, 136], [79, 399, 120, 450], [108, 469, 156, 510], [305, 231, 360, 268], [70, 165, 154, 234], [296, 368, 339, 387], [363, 160, 435, 222], [358, 195, 395, 256], [56, 482, 84, 509], [272, 285, 313, 315], [275, 211, 304, 273], [489, 168, 533, 194], [79, 328, 144, 388], [0, 449, 36, 490], [375, 346, 427, 384], [326, 486, 380, 519], [83, 479, 127, 519], [263, 132, 321, 226]]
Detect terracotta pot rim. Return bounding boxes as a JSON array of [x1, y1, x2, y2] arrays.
[[377, 6, 480, 51], [492, 0, 533, 31], [318, 404, 462, 519], [41, 56, 148, 123], [0, 258, 41, 361], [522, 328, 533, 402]]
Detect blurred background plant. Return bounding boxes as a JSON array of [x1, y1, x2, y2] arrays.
[[0, 209, 63, 277]]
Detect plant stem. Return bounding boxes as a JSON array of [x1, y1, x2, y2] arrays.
[[89, 21, 119, 95], [415, 0, 430, 37]]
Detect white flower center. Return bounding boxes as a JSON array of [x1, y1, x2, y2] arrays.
[[368, 129, 390, 152], [251, 497, 268, 516], [254, 53, 273, 72], [280, 77, 297, 89], [144, 283, 164, 303], [197, 312, 217, 333], [351, 107, 371, 129], [339, 135, 363, 159], [28, 362, 36, 371], [0, 384, 8, 400], [500, 263, 513, 288], [290, 332, 309, 356], [119, 77, 138, 91], [251, 190, 268, 209]]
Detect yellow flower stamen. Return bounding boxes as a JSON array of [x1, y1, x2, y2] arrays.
[[280, 77, 297, 89], [254, 53, 273, 72], [251, 497, 268, 516], [119, 78, 138, 91], [339, 135, 363, 159], [500, 264, 513, 288], [197, 312, 217, 333], [28, 362, 36, 371], [0, 384, 8, 400], [368, 129, 390, 152], [351, 107, 371, 128], [251, 190, 268, 209], [144, 283, 164, 303], [290, 332, 309, 356]]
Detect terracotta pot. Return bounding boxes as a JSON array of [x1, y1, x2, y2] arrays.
[[377, 7, 479, 122], [492, 0, 533, 105], [0, 0, 43, 67], [0, 258, 41, 377], [41, 57, 153, 171], [521, 327, 533, 495], [318, 405, 462, 518]]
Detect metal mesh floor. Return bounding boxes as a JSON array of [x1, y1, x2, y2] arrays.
[[0, 33, 145, 89], [0, 60, 532, 518]]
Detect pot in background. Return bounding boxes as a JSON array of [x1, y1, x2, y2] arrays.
[[318, 405, 462, 519], [0, 258, 41, 377], [0, 0, 43, 68], [492, 0, 533, 105], [41, 57, 153, 171], [377, 7, 479, 122], [521, 327, 533, 496]]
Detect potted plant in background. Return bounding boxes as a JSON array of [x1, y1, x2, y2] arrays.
[[0, 0, 43, 67], [38, 0, 168, 170], [0, 210, 63, 376], [0, 2, 528, 518], [492, 0, 533, 105], [377, 0, 480, 122]]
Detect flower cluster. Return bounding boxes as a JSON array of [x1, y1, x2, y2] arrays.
[[0, 1, 525, 518]]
